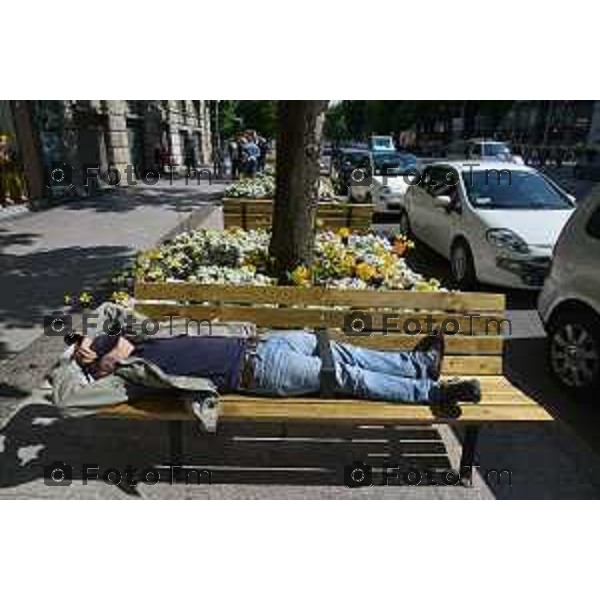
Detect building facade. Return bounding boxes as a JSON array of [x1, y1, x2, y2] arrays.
[[0, 100, 213, 201], [407, 100, 600, 152]]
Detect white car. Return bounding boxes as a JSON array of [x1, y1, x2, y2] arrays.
[[399, 161, 576, 289], [538, 194, 600, 395], [349, 166, 410, 209], [447, 139, 524, 164], [349, 152, 419, 209]]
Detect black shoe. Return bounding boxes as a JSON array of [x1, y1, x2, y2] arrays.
[[414, 330, 445, 380], [437, 378, 481, 404]]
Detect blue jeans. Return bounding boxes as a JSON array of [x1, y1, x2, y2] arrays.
[[248, 331, 440, 403]]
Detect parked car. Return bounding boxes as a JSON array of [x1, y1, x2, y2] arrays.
[[447, 139, 524, 164], [350, 151, 419, 208], [370, 135, 395, 153], [538, 194, 600, 395], [399, 161, 576, 289], [331, 148, 374, 195]]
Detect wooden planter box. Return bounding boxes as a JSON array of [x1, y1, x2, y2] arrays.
[[222, 198, 373, 231]]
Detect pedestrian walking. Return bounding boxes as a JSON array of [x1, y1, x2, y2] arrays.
[[0, 134, 28, 207], [229, 138, 239, 179], [242, 138, 260, 177], [257, 136, 268, 172]]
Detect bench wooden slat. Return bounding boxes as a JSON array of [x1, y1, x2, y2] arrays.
[[135, 304, 506, 335], [442, 356, 502, 375], [135, 283, 506, 313], [329, 332, 503, 355], [97, 398, 552, 424]]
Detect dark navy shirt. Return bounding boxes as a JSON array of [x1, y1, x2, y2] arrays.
[[135, 336, 247, 392]]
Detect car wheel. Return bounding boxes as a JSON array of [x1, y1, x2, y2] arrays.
[[450, 240, 477, 289], [547, 308, 600, 397], [399, 210, 411, 237]]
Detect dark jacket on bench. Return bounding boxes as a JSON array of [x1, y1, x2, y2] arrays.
[[50, 303, 255, 431]]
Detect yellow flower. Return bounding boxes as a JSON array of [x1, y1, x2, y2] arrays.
[[290, 265, 312, 287], [111, 291, 130, 306], [79, 291, 93, 306], [316, 218, 325, 230], [338, 227, 350, 239], [341, 254, 356, 270], [63, 293, 72, 306], [355, 262, 377, 282]]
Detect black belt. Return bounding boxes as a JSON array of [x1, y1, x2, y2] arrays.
[[315, 328, 337, 398], [238, 332, 337, 396], [239, 337, 259, 390]]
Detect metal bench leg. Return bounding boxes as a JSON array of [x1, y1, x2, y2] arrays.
[[459, 425, 480, 486]]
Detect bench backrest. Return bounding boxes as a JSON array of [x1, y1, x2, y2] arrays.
[[223, 199, 373, 231], [134, 283, 507, 377]]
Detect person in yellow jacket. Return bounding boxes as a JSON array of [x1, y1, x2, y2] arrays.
[[0, 133, 28, 206]]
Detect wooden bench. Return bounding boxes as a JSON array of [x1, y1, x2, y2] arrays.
[[223, 198, 373, 231], [96, 283, 553, 483]]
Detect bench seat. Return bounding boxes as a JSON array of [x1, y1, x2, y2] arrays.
[[96, 376, 552, 424]]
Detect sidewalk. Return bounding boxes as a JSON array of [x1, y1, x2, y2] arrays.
[[0, 182, 224, 362]]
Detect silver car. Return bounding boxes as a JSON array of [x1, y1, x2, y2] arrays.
[[538, 193, 600, 395]]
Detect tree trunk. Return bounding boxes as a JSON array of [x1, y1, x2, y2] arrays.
[[269, 100, 328, 282]]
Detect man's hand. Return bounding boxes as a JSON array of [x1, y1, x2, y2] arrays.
[[94, 336, 135, 378], [74, 337, 97, 365]]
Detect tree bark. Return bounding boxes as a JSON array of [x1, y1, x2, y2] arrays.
[[269, 100, 328, 282]]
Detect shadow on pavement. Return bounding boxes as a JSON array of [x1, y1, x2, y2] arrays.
[[0, 244, 132, 340], [1, 404, 596, 498], [59, 184, 224, 215], [0, 410, 460, 491]]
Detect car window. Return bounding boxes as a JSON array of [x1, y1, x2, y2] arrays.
[[482, 142, 511, 157], [428, 167, 459, 197], [461, 169, 573, 210], [586, 206, 600, 239]]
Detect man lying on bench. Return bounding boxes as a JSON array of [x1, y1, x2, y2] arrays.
[[66, 328, 481, 405]]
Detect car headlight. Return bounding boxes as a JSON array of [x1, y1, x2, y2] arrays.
[[486, 228, 530, 254]]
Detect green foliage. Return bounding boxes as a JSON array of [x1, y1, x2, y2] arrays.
[[324, 103, 349, 142], [219, 101, 241, 139], [326, 101, 516, 139], [236, 101, 277, 137]]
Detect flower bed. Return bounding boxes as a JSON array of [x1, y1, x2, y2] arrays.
[[224, 172, 276, 199], [132, 228, 442, 292], [224, 171, 337, 201]]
